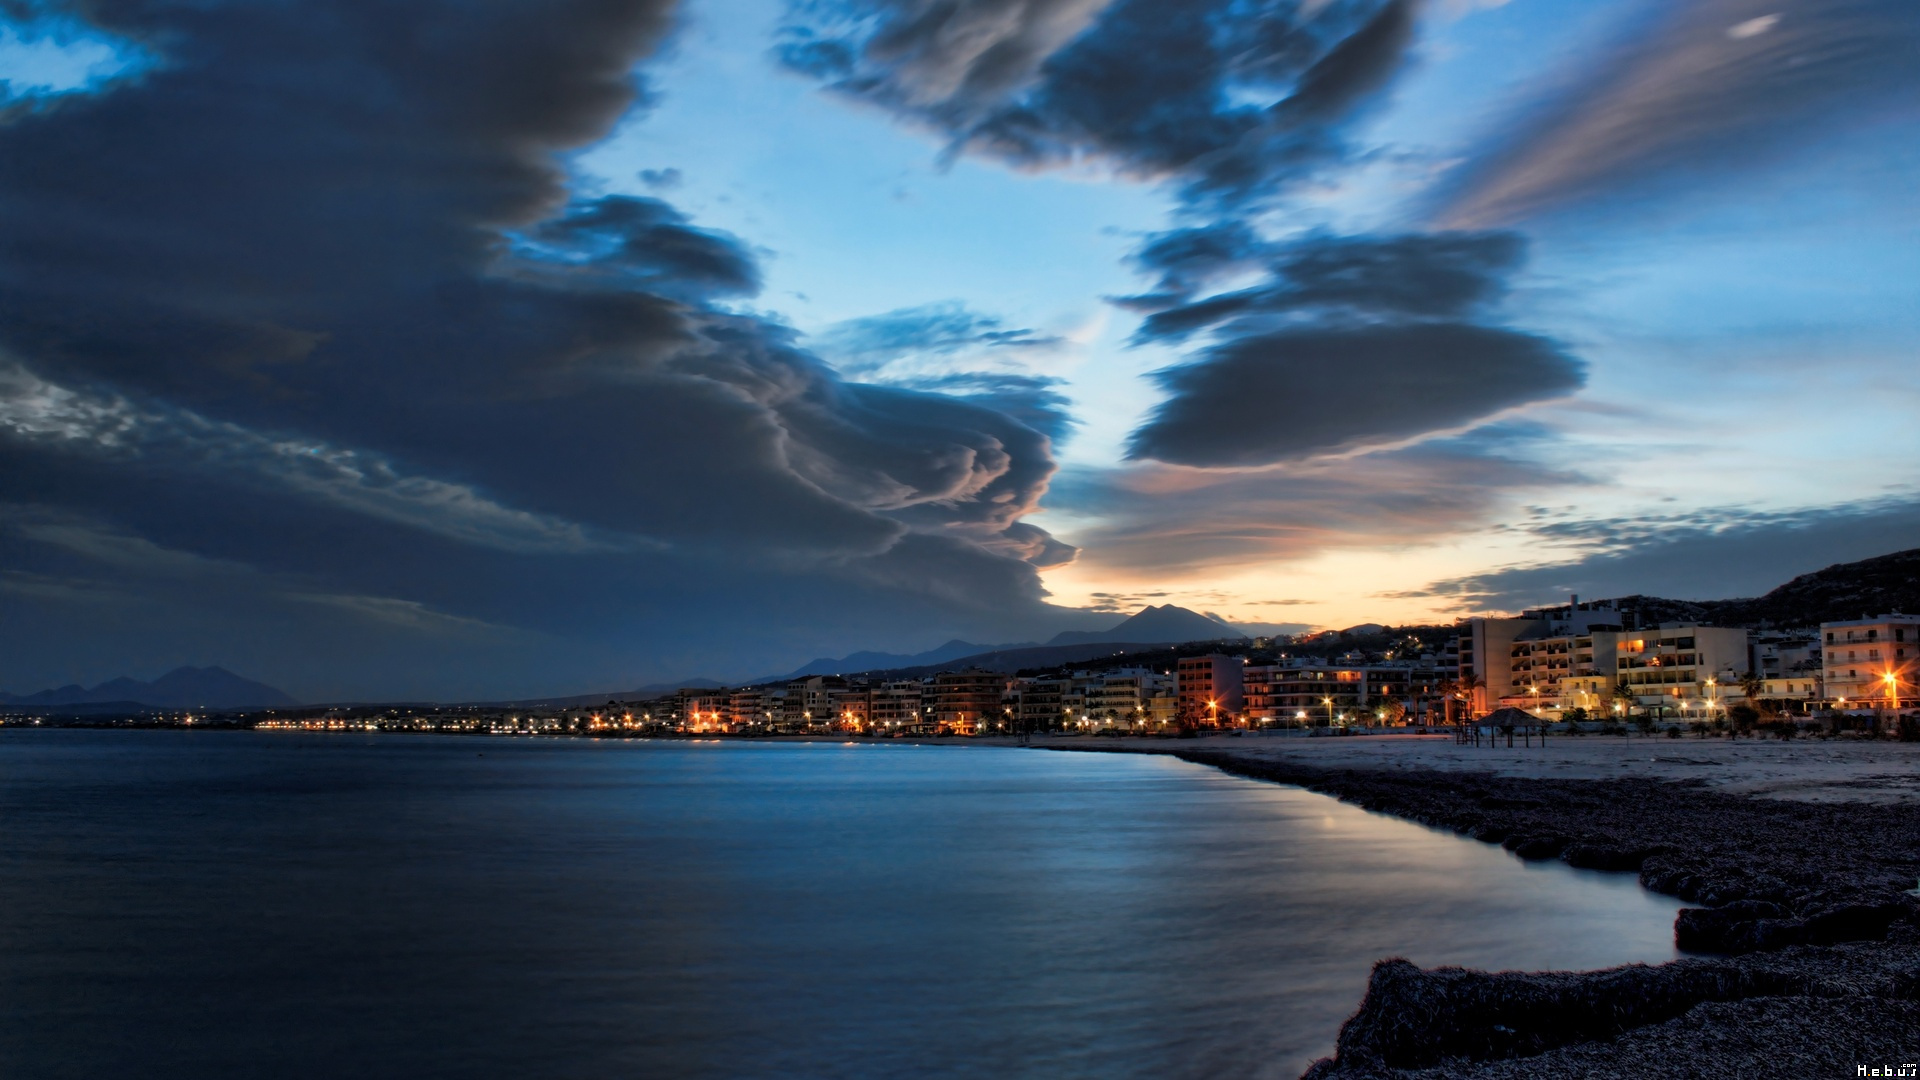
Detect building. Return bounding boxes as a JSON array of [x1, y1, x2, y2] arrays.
[[727, 687, 768, 729], [1242, 663, 1281, 722], [678, 687, 731, 731], [1752, 633, 1821, 681], [1821, 615, 1920, 709], [1243, 658, 1449, 726], [868, 681, 926, 733], [1760, 675, 1822, 710], [1012, 677, 1071, 733], [1460, 604, 1751, 720], [1609, 626, 1750, 718], [1459, 617, 1548, 715], [1175, 654, 1244, 727], [829, 686, 871, 729], [1085, 668, 1170, 729], [780, 676, 848, 728], [932, 669, 1009, 734]]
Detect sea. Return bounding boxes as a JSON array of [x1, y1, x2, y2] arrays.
[[0, 730, 1682, 1079]]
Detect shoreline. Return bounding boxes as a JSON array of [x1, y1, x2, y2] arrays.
[[12, 725, 1918, 1071], [1032, 737, 1920, 1077]]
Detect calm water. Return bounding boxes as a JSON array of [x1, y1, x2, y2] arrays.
[[0, 731, 1681, 1079]]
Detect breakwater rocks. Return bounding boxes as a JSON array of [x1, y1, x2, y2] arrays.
[[1063, 745, 1920, 1076]]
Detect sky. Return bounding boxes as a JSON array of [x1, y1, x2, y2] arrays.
[[0, 0, 1916, 701]]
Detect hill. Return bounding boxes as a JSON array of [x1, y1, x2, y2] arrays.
[[0, 666, 297, 709], [1528, 548, 1920, 631], [1046, 604, 1246, 647], [1704, 547, 1920, 627]]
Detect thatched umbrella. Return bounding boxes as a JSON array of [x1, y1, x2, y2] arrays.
[[1478, 706, 1548, 747]]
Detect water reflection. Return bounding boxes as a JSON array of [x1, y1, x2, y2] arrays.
[[0, 732, 1679, 1079]]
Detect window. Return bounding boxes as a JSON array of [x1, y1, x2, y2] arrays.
[[1870, 649, 1881, 660]]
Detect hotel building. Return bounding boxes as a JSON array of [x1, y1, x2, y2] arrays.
[[1822, 615, 1920, 708], [1175, 654, 1244, 727]]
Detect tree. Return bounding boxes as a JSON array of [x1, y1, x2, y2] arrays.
[[1437, 678, 1460, 726], [1458, 673, 1485, 719], [1738, 672, 1770, 719], [1377, 699, 1407, 725], [1611, 681, 1637, 723]]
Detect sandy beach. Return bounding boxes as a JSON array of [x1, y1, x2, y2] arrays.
[[1000, 731, 1920, 805]]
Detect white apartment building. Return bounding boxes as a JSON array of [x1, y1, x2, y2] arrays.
[[1463, 606, 1750, 719], [1822, 615, 1920, 708]]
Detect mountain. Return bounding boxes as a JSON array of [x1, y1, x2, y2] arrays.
[[767, 638, 1036, 682], [0, 666, 297, 709], [1706, 547, 1920, 627], [1046, 604, 1247, 647], [1528, 547, 1920, 630]]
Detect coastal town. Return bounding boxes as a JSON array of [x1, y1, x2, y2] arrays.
[[230, 602, 1915, 740]]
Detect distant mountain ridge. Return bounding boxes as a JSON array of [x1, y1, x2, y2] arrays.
[[1045, 604, 1246, 647], [0, 666, 297, 709], [757, 605, 1247, 684], [763, 638, 1036, 684]]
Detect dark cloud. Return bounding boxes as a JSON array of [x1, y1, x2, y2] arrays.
[[514, 195, 761, 300], [1433, 0, 1920, 227], [1117, 231, 1576, 468], [1130, 230, 1527, 342], [1125, 323, 1583, 466], [780, 0, 1577, 474], [1410, 498, 1920, 613], [1115, 220, 1273, 307], [1049, 438, 1584, 574], [0, 0, 1090, 696], [778, 0, 1417, 205]]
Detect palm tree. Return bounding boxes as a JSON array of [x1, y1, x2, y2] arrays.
[[1458, 673, 1485, 720], [1437, 677, 1460, 727], [1738, 672, 1768, 719], [1611, 681, 1637, 727]]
